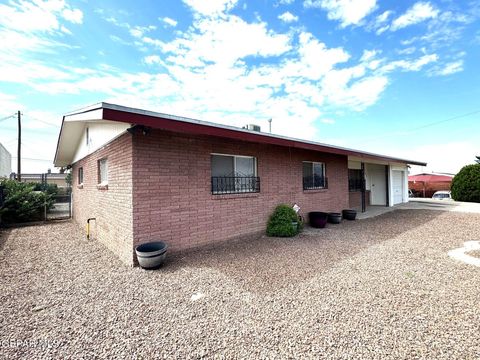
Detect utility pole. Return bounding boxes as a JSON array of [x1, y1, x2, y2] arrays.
[[17, 110, 21, 182]]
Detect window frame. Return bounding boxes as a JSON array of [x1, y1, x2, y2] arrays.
[[210, 153, 259, 195], [97, 158, 108, 186], [348, 169, 364, 192], [302, 161, 327, 190], [78, 167, 83, 185]]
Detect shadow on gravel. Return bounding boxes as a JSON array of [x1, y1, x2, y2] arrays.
[[167, 209, 445, 293], [0, 229, 12, 251]]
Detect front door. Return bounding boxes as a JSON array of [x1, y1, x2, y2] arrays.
[[370, 167, 387, 205]]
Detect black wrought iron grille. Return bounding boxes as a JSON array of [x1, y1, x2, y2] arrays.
[[348, 178, 365, 192], [303, 176, 328, 190], [211, 176, 260, 194]]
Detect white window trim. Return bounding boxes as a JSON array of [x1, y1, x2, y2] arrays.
[[210, 153, 257, 177], [303, 161, 326, 190], [78, 167, 84, 185], [98, 158, 108, 186]]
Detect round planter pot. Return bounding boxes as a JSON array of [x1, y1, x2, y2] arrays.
[[342, 209, 357, 221], [328, 212, 342, 224], [309, 212, 328, 228], [291, 221, 299, 232], [135, 241, 168, 270]]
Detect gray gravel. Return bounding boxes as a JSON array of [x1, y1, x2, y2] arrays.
[[1, 210, 480, 359]]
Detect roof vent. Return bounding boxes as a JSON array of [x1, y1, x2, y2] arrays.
[[244, 124, 261, 132]]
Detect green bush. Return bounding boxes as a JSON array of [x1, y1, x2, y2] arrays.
[[451, 164, 480, 203], [266, 204, 301, 237], [0, 180, 55, 223]]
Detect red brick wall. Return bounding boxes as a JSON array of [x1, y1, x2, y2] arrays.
[[71, 133, 134, 265], [132, 130, 349, 253], [349, 190, 371, 211]]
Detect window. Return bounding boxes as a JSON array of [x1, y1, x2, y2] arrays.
[[78, 167, 83, 185], [303, 161, 327, 190], [211, 154, 259, 194], [98, 158, 108, 185], [348, 169, 364, 192]]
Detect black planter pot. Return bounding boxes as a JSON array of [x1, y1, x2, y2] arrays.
[[328, 212, 342, 224], [309, 212, 328, 228], [135, 241, 168, 269], [342, 209, 357, 221]]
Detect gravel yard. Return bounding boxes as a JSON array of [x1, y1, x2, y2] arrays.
[[1, 210, 480, 359]]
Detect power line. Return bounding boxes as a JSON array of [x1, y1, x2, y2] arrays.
[[358, 109, 480, 144], [0, 114, 16, 122], [11, 156, 52, 162], [23, 116, 60, 128]]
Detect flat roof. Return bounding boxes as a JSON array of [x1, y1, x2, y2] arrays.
[[54, 102, 427, 167]]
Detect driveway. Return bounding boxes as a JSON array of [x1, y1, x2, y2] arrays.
[[1, 210, 479, 359]]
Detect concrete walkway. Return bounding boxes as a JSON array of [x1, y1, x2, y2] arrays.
[[357, 198, 480, 219]]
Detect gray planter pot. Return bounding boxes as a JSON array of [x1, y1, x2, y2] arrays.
[[135, 241, 168, 269]]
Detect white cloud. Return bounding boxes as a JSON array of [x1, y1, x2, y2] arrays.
[[183, 0, 239, 17], [406, 142, 479, 174], [304, 0, 377, 27], [62, 8, 83, 24], [162, 15, 292, 67], [278, 11, 299, 23], [321, 118, 335, 124], [380, 54, 438, 73], [0, 0, 83, 32], [279, 0, 295, 4], [144, 55, 162, 65], [160, 17, 178, 27], [391, 2, 439, 31], [435, 60, 464, 76]]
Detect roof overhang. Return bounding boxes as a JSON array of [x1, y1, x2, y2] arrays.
[[54, 102, 427, 167]]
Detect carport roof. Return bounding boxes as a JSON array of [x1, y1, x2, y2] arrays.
[[54, 102, 427, 167]]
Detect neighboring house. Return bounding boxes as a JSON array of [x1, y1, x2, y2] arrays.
[[408, 173, 454, 198], [0, 142, 12, 178], [54, 103, 426, 266], [13, 171, 68, 188]]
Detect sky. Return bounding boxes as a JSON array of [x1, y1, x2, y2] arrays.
[[0, 0, 479, 175]]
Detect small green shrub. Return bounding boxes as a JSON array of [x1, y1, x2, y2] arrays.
[[266, 204, 301, 237], [0, 180, 55, 223], [451, 164, 480, 203]]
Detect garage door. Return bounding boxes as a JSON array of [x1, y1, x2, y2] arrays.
[[392, 171, 404, 205]]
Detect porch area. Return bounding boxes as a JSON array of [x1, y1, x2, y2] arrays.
[[348, 158, 409, 212]]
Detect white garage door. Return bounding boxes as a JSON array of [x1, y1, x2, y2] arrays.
[[392, 171, 404, 205]]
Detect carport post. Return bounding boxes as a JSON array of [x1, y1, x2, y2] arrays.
[[361, 162, 366, 213]]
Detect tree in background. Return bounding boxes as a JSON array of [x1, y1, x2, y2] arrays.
[[475, 156, 480, 164], [0, 180, 56, 223], [450, 164, 480, 203]]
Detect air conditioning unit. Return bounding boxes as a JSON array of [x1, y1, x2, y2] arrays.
[[244, 124, 261, 132]]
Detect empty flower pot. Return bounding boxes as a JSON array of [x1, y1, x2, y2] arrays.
[[135, 241, 168, 269], [342, 209, 357, 221], [309, 212, 328, 228], [328, 212, 342, 224]]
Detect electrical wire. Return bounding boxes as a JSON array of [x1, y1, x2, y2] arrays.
[[0, 114, 16, 122], [358, 109, 480, 144]]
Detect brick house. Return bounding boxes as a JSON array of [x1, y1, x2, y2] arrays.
[[54, 103, 426, 266]]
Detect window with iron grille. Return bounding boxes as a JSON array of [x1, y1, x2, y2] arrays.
[[303, 161, 327, 190], [98, 158, 108, 185], [211, 154, 259, 194], [78, 167, 83, 184], [348, 169, 363, 192]]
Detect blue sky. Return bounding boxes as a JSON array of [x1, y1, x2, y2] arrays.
[[0, 0, 479, 174]]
